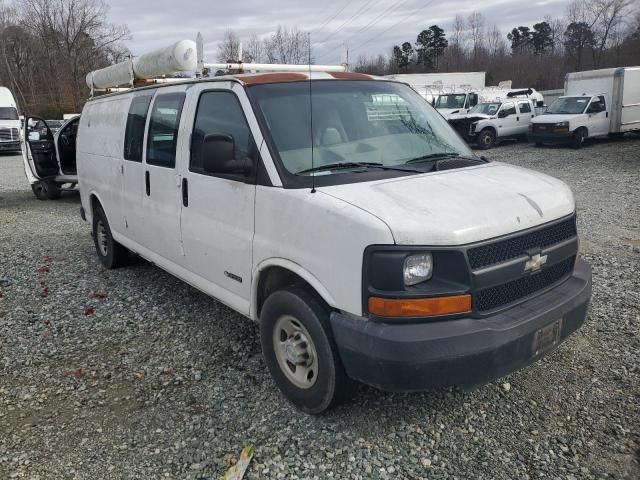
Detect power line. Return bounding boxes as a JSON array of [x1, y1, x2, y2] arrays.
[[348, 0, 434, 55], [310, 0, 357, 34], [316, 0, 381, 45], [316, 0, 410, 59]]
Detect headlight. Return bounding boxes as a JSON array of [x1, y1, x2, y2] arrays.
[[403, 253, 433, 286], [555, 121, 569, 127]]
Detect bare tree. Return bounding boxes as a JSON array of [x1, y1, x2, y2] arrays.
[[244, 33, 262, 63], [263, 26, 311, 64], [467, 11, 485, 65], [217, 29, 240, 62]]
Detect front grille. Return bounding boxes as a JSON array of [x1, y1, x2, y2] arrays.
[[467, 217, 577, 270], [475, 256, 575, 311], [532, 123, 554, 133], [0, 127, 18, 142]]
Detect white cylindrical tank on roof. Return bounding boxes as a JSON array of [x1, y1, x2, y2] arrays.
[[86, 40, 197, 89]]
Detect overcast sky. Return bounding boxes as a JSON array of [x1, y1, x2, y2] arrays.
[[106, 0, 569, 64]]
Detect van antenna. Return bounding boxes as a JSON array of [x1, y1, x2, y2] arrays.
[[308, 32, 315, 194]]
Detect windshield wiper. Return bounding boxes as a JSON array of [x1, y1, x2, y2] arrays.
[[404, 152, 461, 164], [298, 161, 421, 174]]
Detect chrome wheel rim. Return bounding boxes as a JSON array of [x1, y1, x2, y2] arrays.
[[96, 220, 108, 256], [482, 133, 493, 146], [272, 315, 318, 389]]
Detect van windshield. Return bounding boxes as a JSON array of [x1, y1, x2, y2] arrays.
[[545, 97, 589, 115], [469, 103, 501, 115], [435, 94, 467, 109], [0, 107, 18, 120], [248, 80, 474, 182]]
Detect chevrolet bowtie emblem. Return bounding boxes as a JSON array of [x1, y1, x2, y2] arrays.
[[524, 253, 548, 273]]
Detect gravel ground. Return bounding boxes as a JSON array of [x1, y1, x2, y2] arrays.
[[1, 137, 639, 480]]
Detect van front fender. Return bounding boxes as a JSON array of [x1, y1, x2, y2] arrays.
[[251, 258, 337, 321]]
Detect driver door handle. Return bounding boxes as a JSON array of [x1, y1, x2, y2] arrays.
[[182, 178, 188, 207], [145, 171, 150, 196]]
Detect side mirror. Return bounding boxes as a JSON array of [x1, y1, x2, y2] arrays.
[[201, 133, 251, 176], [498, 110, 507, 118]]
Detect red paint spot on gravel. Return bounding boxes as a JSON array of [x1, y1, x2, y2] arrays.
[[41, 287, 49, 297], [83, 307, 94, 316], [73, 368, 84, 377]]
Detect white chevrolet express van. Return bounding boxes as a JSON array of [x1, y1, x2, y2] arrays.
[[77, 72, 592, 413]]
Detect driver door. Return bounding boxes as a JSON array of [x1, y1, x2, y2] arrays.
[[497, 102, 519, 136], [23, 117, 61, 179], [586, 96, 609, 136]]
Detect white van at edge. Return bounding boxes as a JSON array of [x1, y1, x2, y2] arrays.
[[77, 71, 592, 413], [0, 86, 22, 154]]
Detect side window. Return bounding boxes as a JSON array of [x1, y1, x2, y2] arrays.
[[123, 95, 152, 161], [598, 95, 606, 109], [190, 91, 256, 178], [502, 102, 516, 116], [468, 94, 478, 108], [146, 92, 186, 168], [518, 101, 531, 113]]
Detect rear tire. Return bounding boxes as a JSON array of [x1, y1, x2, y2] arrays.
[[92, 206, 129, 269], [260, 286, 352, 414], [31, 180, 61, 200], [477, 129, 496, 150], [571, 128, 587, 149]]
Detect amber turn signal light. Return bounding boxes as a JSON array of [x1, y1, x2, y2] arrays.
[[368, 294, 472, 317]]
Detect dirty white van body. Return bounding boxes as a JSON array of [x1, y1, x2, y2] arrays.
[[21, 115, 80, 199], [530, 67, 640, 148], [0, 87, 21, 154], [77, 72, 592, 413]]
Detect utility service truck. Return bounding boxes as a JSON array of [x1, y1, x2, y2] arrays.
[[0, 87, 21, 154], [448, 92, 538, 149], [529, 66, 640, 148], [73, 37, 591, 414]]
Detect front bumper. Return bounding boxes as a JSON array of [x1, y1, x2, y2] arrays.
[[529, 130, 573, 144], [0, 141, 21, 152], [330, 259, 592, 391]]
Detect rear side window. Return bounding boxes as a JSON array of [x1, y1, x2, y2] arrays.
[[146, 92, 186, 168], [190, 91, 256, 177], [123, 95, 152, 161], [518, 101, 531, 113]]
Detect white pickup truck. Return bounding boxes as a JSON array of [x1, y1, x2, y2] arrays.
[[529, 67, 640, 148], [448, 97, 538, 149]]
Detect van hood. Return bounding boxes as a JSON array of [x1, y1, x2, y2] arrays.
[[533, 113, 581, 123], [320, 163, 575, 245], [0, 119, 21, 128]]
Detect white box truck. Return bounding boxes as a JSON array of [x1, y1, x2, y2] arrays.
[[0, 86, 22, 154], [386, 72, 486, 103], [529, 66, 640, 148]]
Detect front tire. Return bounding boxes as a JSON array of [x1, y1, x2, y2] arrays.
[[92, 206, 129, 269], [477, 129, 496, 149], [571, 128, 587, 149], [31, 180, 61, 200], [260, 287, 351, 414]]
